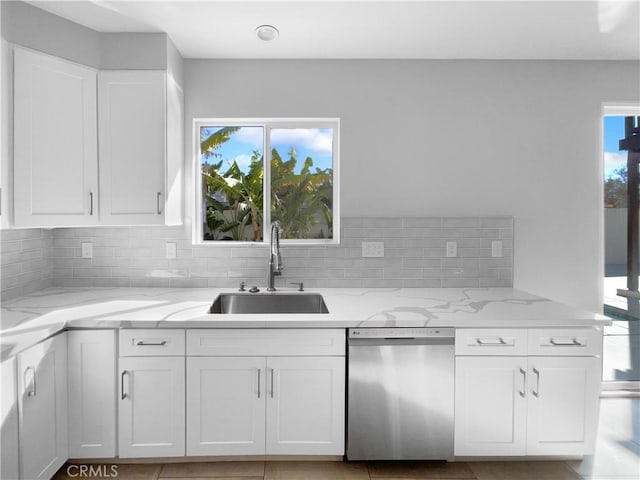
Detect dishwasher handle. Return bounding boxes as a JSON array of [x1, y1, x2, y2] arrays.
[[348, 336, 454, 347]]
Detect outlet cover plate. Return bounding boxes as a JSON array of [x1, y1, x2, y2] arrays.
[[446, 241, 457, 257], [81, 242, 93, 259], [362, 241, 384, 258], [166, 242, 177, 259], [492, 240, 503, 257]]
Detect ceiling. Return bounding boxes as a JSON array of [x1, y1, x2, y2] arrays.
[[26, 0, 640, 60]]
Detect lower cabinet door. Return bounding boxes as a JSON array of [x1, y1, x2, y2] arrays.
[[1, 356, 20, 480], [454, 356, 527, 456], [118, 356, 185, 458], [186, 356, 266, 456], [526, 356, 601, 455], [266, 356, 345, 455], [68, 330, 116, 458], [18, 333, 68, 479]]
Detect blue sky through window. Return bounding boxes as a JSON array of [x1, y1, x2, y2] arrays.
[[201, 126, 333, 174], [604, 116, 627, 179]]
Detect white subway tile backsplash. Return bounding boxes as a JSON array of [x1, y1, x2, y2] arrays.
[[402, 218, 442, 228], [1, 229, 53, 300], [0, 217, 513, 299]]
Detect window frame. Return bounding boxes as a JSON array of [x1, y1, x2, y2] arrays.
[[193, 117, 340, 246]]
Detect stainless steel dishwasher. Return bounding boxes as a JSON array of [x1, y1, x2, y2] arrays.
[[347, 327, 455, 460]]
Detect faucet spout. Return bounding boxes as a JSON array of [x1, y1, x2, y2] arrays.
[[267, 221, 283, 291]]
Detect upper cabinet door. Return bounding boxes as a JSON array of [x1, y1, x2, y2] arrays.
[[14, 47, 98, 227], [98, 71, 166, 225]]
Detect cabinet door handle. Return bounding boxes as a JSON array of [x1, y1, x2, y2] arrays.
[[532, 367, 540, 397], [24, 366, 36, 397], [157, 192, 162, 215], [476, 337, 506, 345], [257, 369, 261, 398], [550, 338, 583, 346], [519, 367, 526, 398], [121, 370, 129, 400], [136, 340, 167, 346], [89, 191, 94, 215], [270, 368, 275, 398]]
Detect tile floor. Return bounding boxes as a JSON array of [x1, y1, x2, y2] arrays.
[[53, 399, 639, 480]]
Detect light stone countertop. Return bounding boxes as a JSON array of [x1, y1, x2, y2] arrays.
[[0, 287, 611, 361]]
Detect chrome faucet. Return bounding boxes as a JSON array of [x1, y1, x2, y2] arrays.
[[267, 221, 283, 291]]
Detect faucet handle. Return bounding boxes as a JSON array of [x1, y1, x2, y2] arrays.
[[290, 282, 304, 292], [239, 281, 246, 292]]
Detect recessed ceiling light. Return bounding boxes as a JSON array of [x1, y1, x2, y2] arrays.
[[256, 25, 279, 42]]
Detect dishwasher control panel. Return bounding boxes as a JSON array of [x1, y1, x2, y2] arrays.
[[348, 327, 454, 339]]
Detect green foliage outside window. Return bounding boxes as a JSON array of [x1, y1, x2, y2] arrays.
[[200, 126, 334, 242]]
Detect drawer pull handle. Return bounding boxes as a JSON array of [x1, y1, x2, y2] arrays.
[[519, 368, 526, 398], [157, 192, 162, 215], [532, 367, 540, 397], [549, 338, 583, 346], [136, 340, 168, 346], [476, 337, 507, 345], [121, 370, 129, 400], [89, 192, 94, 215]]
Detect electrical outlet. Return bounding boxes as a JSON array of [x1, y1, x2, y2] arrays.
[[81, 242, 93, 259], [492, 240, 503, 258], [166, 242, 177, 259], [362, 241, 384, 258], [446, 241, 457, 257]]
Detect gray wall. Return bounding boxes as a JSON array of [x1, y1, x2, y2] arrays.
[[1, 0, 100, 68], [185, 59, 640, 311], [100, 32, 167, 71], [0, 1, 184, 79]]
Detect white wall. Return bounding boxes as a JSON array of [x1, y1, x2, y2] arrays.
[[185, 59, 640, 312]]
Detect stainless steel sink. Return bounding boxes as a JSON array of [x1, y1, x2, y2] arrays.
[[209, 293, 329, 314]]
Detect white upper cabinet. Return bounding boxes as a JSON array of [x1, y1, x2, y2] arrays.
[[98, 70, 167, 225], [14, 47, 98, 227]]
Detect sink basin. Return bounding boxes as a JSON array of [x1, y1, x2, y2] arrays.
[[209, 293, 329, 314]]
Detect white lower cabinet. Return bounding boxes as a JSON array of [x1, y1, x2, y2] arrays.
[[18, 333, 68, 479], [118, 356, 185, 458], [455, 356, 527, 456], [67, 330, 117, 458], [186, 329, 346, 457], [265, 356, 345, 455], [454, 327, 602, 457], [1, 356, 20, 480], [525, 356, 601, 455], [187, 356, 266, 456]]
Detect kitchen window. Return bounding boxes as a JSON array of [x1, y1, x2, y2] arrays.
[[194, 118, 340, 244]]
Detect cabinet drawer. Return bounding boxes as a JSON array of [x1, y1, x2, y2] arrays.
[[119, 329, 185, 356], [455, 329, 527, 355], [527, 328, 602, 356], [187, 329, 345, 356]]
